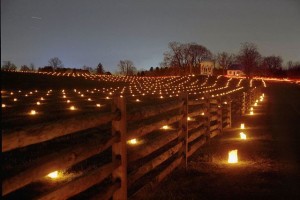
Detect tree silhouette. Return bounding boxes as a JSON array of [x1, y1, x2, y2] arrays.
[[20, 65, 30, 71], [1, 61, 17, 71], [217, 52, 235, 75], [118, 60, 137, 75], [96, 63, 105, 74], [237, 43, 261, 79], [48, 57, 63, 69]]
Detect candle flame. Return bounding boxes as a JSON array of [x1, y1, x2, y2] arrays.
[[240, 132, 247, 140], [228, 150, 238, 163]]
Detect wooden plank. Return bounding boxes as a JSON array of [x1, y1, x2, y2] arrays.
[[210, 114, 219, 122], [2, 111, 118, 152], [112, 97, 127, 200], [209, 123, 219, 132], [38, 160, 120, 200], [130, 157, 182, 200], [2, 134, 119, 196], [187, 136, 206, 158], [188, 126, 206, 143], [188, 99, 205, 106], [128, 131, 179, 163], [127, 114, 183, 140], [188, 107, 205, 118], [89, 181, 121, 200], [188, 120, 205, 131], [127, 100, 183, 121], [128, 142, 181, 187], [209, 107, 218, 113], [210, 129, 220, 138], [209, 98, 218, 104]]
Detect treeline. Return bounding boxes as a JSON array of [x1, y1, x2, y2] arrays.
[[1, 57, 109, 75], [2, 43, 300, 78]]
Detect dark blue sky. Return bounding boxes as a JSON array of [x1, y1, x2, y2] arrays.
[[1, 0, 300, 72]]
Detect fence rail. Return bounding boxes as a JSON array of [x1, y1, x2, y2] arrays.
[[2, 87, 262, 199]]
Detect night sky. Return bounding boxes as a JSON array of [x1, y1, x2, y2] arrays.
[[1, 0, 300, 72]]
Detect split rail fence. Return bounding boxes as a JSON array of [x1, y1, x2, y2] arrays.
[[2, 87, 262, 200]]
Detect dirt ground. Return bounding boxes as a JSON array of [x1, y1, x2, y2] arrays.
[[146, 82, 300, 200]]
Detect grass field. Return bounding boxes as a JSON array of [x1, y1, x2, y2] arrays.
[[146, 82, 300, 200]]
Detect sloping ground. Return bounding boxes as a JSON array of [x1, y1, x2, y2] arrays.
[[146, 82, 300, 200]]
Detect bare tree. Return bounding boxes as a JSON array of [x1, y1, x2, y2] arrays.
[[48, 57, 63, 69], [29, 63, 35, 71], [162, 42, 212, 75], [20, 65, 30, 71], [217, 52, 235, 75], [96, 62, 105, 74], [1, 61, 17, 71], [261, 56, 283, 76], [237, 43, 261, 79], [118, 60, 137, 75], [82, 65, 94, 73]]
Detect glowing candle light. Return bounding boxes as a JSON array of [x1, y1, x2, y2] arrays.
[[228, 150, 238, 163], [250, 111, 254, 115], [240, 132, 247, 140], [2, 104, 6, 108], [240, 123, 245, 129], [36, 101, 41, 105], [30, 110, 37, 115], [128, 138, 138, 145], [67, 100, 70, 103], [96, 104, 101, 107], [70, 106, 76, 110], [161, 125, 169, 130], [47, 171, 58, 179], [14, 98, 17, 101], [201, 112, 205, 116]]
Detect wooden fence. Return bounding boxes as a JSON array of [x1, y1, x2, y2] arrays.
[[2, 87, 262, 200]]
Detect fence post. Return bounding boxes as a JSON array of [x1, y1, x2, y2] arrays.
[[179, 93, 188, 169], [218, 97, 223, 134], [242, 92, 246, 115], [204, 94, 212, 161], [112, 96, 127, 200], [228, 97, 232, 128]]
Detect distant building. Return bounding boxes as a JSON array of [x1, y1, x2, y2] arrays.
[[227, 64, 244, 76], [200, 60, 214, 75]]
